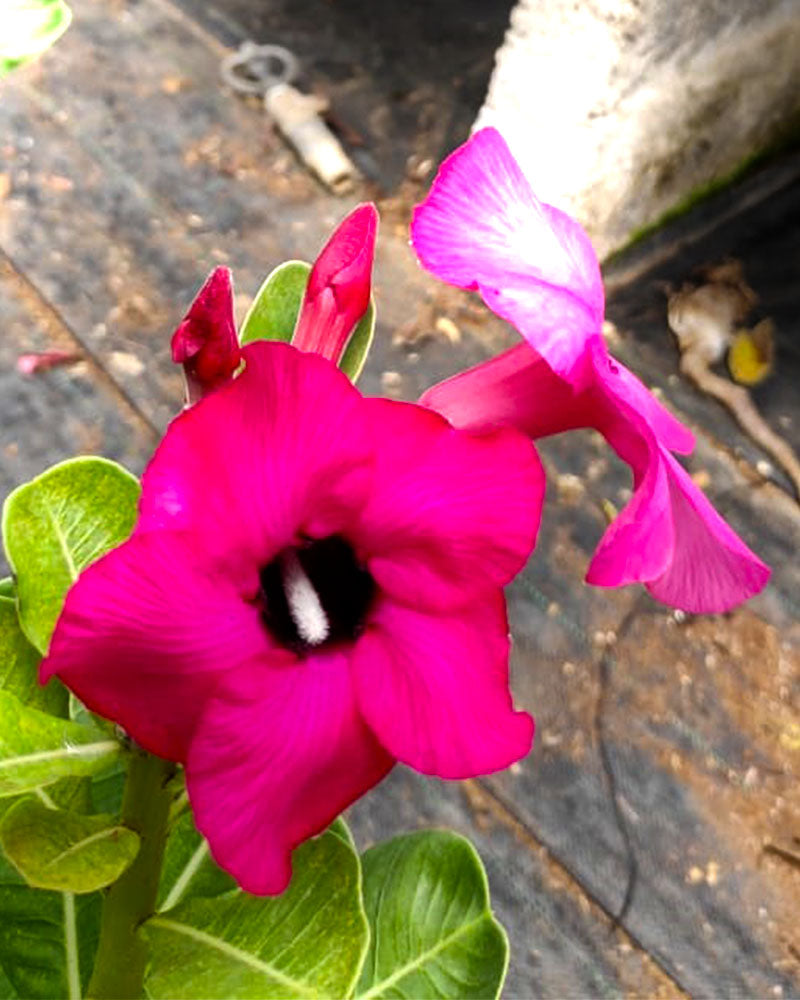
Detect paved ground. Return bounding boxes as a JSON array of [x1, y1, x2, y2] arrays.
[[1, 1, 799, 996]]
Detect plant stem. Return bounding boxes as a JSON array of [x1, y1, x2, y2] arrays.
[[87, 749, 175, 999]]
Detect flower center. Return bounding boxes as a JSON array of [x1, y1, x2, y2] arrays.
[[259, 536, 375, 654]]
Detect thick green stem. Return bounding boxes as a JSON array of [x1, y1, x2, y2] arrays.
[[87, 750, 175, 999]]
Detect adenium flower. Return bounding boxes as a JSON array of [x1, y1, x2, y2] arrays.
[[171, 266, 241, 404], [292, 202, 377, 363], [41, 340, 541, 894], [412, 128, 770, 614]]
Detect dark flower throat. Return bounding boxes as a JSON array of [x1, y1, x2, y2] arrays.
[[259, 535, 375, 654]]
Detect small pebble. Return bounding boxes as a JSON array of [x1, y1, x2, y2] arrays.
[[434, 316, 460, 343], [756, 459, 774, 478]]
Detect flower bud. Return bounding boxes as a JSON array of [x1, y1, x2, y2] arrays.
[[171, 267, 241, 405]]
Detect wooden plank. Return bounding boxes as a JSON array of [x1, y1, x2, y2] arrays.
[[0, 254, 156, 496], [0, 0, 347, 430]]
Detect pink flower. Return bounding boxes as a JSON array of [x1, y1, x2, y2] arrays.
[[413, 128, 769, 613], [41, 341, 541, 894], [292, 203, 377, 364], [171, 267, 241, 404]]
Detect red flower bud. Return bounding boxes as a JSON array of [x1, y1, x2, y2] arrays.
[[292, 203, 377, 363], [171, 267, 241, 405]]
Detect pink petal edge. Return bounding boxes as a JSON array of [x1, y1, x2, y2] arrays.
[[353, 592, 534, 779], [186, 650, 393, 895], [411, 127, 604, 382]]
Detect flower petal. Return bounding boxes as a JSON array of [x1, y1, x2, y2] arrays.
[[139, 342, 373, 563], [411, 127, 603, 381], [423, 339, 767, 611], [646, 452, 771, 613], [186, 651, 393, 895], [354, 397, 544, 611], [420, 342, 580, 438], [353, 593, 534, 779], [585, 422, 676, 588], [40, 531, 276, 760]]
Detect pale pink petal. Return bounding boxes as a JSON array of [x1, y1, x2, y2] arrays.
[[353, 397, 544, 611], [646, 452, 770, 613], [186, 651, 393, 894], [139, 342, 373, 563], [40, 531, 277, 760], [352, 593, 533, 779], [411, 127, 603, 380]]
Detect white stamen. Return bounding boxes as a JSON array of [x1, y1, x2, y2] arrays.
[[280, 551, 329, 646]]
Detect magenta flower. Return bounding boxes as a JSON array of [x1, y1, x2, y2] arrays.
[[171, 267, 241, 404], [41, 341, 541, 893], [413, 128, 769, 613], [292, 202, 377, 364]]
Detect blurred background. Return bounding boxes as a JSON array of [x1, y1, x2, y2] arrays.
[[1, 1, 799, 995]]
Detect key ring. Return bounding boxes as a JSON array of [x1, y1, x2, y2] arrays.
[[220, 41, 299, 96]]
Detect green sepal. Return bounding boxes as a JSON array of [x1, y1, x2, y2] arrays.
[[339, 299, 376, 383], [0, 797, 140, 893], [240, 261, 310, 345], [1, 456, 140, 653]]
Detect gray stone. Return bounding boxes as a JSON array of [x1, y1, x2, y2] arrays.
[[476, 0, 800, 258]]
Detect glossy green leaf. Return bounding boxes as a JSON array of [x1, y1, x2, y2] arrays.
[[0, 597, 66, 716], [355, 830, 508, 1000], [0, 797, 139, 893], [0, 839, 100, 999], [339, 298, 375, 383], [143, 825, 369, 999], [0, 0, 72, 76], [157, 810, 235, 912], [240, 261, 310, 345], [0, 580, 13, 600], [0, 690, 120, 798], [2, 457, 140, 653]]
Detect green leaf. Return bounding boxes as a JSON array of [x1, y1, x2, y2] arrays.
[[143, 825, 369, 999], [0, 690, 120, 798], [0, 839, 100, 999], [355, 830, 508, 1000], [0, 597, 66, 716], [0, 580, 13, 600], [0, 0, 72, 76], [0, 797, 139, 893], [328, 816, 356, 850], [339, 298, 375, 383], [157, 810, 235, 912], [2, 457, 140, 653], [240, 261, 311, 345]]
